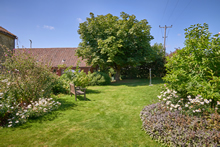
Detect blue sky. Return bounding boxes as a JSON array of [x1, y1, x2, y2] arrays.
[[1, 0, 219, 53]]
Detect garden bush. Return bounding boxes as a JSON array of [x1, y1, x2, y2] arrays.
[[163, 23, 220, 107], [0, 45, 61, 127], [88, 71, 111, 86]]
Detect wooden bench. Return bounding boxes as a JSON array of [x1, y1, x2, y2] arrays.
[[70, 83, 86, 101]]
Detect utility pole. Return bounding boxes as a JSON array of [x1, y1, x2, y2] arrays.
[[29, 39, 32, 48], [159, 25, 172, 55]]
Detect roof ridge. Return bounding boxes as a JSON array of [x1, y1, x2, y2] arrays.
[[0, 26, 17, 38]]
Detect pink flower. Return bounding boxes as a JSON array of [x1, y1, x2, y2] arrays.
[[5, 54, 7, 56], [219, 32, 220, 35], [13, 48, 15, 50]]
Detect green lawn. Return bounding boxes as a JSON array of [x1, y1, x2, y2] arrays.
[[0, 78, 164, 147]]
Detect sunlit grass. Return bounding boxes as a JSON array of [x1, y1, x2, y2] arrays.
[[0, 78, 164, 146]]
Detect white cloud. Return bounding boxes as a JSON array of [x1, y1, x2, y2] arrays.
[[77, 18, 83, 23], [43, 25, 55, 30], [177, 34, 181, 36]]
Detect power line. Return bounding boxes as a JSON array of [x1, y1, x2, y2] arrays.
[[167, 0, 180, 23], [171, 0, 192, 25], [160, 0, 169, 25]]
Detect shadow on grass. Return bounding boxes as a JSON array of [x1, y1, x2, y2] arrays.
[[111, 78, 164, 87], [86, 89, 101, 94], [19, 98, 78, 129], [75, 95, 91, 101]]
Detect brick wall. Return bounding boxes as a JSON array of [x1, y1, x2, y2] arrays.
[[52, 67, 94, 76]]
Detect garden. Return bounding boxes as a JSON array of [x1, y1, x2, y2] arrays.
[[0, 22, 219, 146]]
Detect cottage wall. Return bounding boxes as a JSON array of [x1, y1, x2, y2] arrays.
[[0, 33, 15, 61]]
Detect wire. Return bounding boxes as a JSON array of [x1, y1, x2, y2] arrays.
[[160, 0, 169, 25], [172, 0, 192, 25], [167, 0, 180, 23]]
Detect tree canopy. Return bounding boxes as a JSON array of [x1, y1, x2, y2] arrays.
[[77, 12, 154, 80]]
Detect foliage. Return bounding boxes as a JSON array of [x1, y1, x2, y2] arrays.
[[0, 46, 56, 104], [88, 71, 111, 86], [0, 46, 61, 127], [163, 23, 220, 105], [77, 12, 154, 81], [52, 77, 69, 95], [140, 103, 220, 146], [121, 43, 166, 79], [0, 95, 61, 127], [158, 85, 220, 116], [54, 62, 90, 92], [73, 65, 90, 88]]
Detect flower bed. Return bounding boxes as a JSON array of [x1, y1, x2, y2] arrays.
[[0, 95, 61, 127], [140, 103, 220, 146]]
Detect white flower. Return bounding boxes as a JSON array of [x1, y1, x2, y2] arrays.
[[178, 107, 182, 111], [200, 102, 204, 105], [15, 120, 19, 123], [193, 110, 195, 113], [43, 108, 47, 112], [204, 99, 209, 104], [9, 121, 12, 124], [171, 104, 175, 107], [209, 99, 212, 102], [11, 107, 14, 109], [195, 109, 201, 112], [157, 95, 161, 99], [0, 93, 3, 96], [187, 95, 191, 99], [16, 113, 19, 115], [163, 98, 166, 101], [166, 101, 171, 105], [173, 90, 177, 94], [0, 104, 2, 107], [2, 79, 8, 83], [185, 104, 189, 107], [217, 101, 220, 105], [8, 124, 12, 127], [170, 107, 173, 111]]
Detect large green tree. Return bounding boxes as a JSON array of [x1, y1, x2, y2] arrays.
[[77, 12, 154, 81]]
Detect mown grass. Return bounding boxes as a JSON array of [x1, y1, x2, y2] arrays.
[[0, 78, 164, 147]]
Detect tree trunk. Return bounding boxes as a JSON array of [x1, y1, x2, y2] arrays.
[[115, 68, 121, 81]]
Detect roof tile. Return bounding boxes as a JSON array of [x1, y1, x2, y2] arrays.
[[15, 48, 90, 67]]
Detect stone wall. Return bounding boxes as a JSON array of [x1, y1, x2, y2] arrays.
[[0, 33, 15, 61]]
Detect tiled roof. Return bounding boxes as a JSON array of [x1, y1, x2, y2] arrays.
[[0, 26, 17, 38], [15, 48, 90, 67]]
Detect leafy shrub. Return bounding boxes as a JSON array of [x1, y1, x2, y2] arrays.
[[52, 77, 69, 95], [158, 85, 220, 116], [140, 103, 220, 146], [53, 63, 90, 94], [163, 23, 220, 105], [88, 72, 111, 86], [0, 46, 56, 104], [0, 46, 61, 127]]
